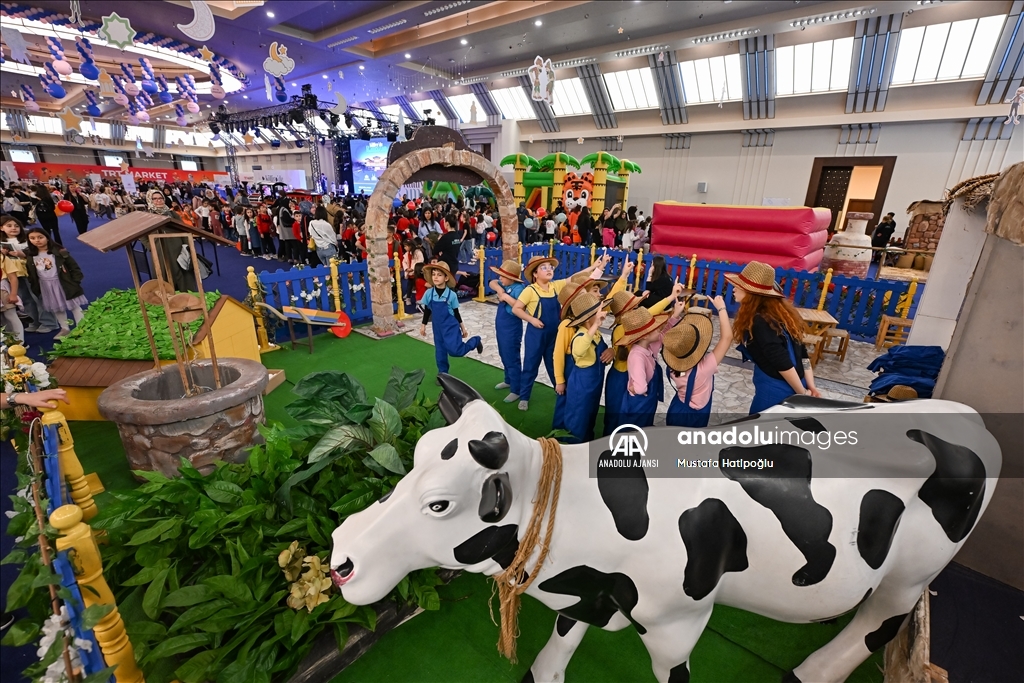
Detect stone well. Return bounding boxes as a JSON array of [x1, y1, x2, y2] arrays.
[[97, 358, 268, 477]]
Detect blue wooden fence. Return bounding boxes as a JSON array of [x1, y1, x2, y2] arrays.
[[258, 261, 373, 323]]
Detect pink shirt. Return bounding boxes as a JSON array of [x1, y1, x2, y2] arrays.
[[670, 353, 718, 409], [627, 316, 681, 396]]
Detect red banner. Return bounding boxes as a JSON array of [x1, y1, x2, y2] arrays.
[[11, 162, 226, 185]]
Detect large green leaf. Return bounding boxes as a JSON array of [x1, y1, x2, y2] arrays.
[[382, 367, 425, 412], [175, 649, 220, 683], [203, 575, 254, 604], [145, 633, 213, 662], [204, 481, 244, 505], [81, 603, 114, 630], [163, 585, 217, 608], [142, 568, 169, 619], [127, 518, 178, 545], [308, 424, 373, 463], [291, 370, 366, 403], [169, 599, 234, 632], [330, 488, 378, 516], [369, 398, 402, 445], [0, 619, 40, 646], [367, 443, 405, 474]]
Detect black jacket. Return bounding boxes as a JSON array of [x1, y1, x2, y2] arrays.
[[742, 315, 808, 381], [26, 248, 85, 300]]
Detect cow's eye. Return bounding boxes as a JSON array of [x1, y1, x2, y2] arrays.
[[428, 501, 450, 513]]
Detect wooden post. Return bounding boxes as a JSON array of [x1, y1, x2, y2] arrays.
[[247, 266, 277, 352], [900, 280, 918, 318], [518, 242, 523, 264], [818, 268, 833, 311], [548, 239, 555, 258], [687, 254, 698, 290], [51, 505, 145, 683], [147, 234, 192, 395], [634, 248, 644, 292], [475, 246, 487, 302], [125, 244, 161, 370], [41, 404, 98, 522], [589, 243, 596, 266], [329, 257, 343, 313], [394, 259, 412, 320]]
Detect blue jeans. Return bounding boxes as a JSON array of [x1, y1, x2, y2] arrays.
[[316, 244, 338, 265]]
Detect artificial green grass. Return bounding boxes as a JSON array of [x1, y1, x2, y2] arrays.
[[71, 329, 882, 683]]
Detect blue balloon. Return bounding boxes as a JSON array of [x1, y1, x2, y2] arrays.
[[80, 61, 100, 81], [142, 80, 158, 94], [87, 105, 101, 116], [46, 83, 66, 99], [176, 116, 187, 126], [275, 89, 288, 103], [159, 91, 174, 104]]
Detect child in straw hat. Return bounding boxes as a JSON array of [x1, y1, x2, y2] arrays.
[[562, 291, 613, 443], [663, 296, 732, 428], [512, 253, 610, 411], [488, 259, 527, 403], [726, 260, 820, 413], [616, 299, 687, 428], [603, 280, 687, 436], [419, 261, 483, 374]]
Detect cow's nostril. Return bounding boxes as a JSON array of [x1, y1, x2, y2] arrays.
[[336, 558, 354, 577]]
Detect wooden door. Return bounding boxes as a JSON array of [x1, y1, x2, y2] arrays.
[[813, 167, 853, 232]]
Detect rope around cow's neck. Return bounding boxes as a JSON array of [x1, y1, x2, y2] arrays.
[[490, 436, 563, 662]]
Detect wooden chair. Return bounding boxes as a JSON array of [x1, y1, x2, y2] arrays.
[[819, 327, 850, 363], [876, 315, 913, 350], [802, 333, 824, 367]]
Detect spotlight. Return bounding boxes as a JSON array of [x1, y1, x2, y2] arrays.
[[358, 128, 371, 141], [329, 113, 340, 127], [209, 122, 221, 134], [271, 139, 281, 148], [344, 113, 354, 129], [290, 109, 305, 124], [386, 129, 397, 142], [295, 139, 305, 148]]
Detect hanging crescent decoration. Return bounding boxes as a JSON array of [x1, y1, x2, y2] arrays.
[[177, 0, 216, 42]]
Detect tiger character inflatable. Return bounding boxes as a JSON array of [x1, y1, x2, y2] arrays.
[[561, 172, 594, 241]]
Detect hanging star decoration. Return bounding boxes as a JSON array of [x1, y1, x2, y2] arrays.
[[0, 27, 32, 65], [199, 45, 215, 62], [57, 106, 83, 134], [119, 161, 130, 172], [577, 136, 584, 144], [243, 132, 254, 144], [99, 12, 137, 50], [327, 81, 332, 91], [617, 27, 624, 34]]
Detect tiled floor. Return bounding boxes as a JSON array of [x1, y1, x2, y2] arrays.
[[389, 299, 884, 424]]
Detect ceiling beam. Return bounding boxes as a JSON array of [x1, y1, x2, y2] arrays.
[[268, 1, 429, 43]]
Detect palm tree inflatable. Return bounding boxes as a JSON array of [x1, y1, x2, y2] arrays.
[[499, 153, 539, 207], [616, 159, 643, 207], [580, 151, 621, 215], [536, 152, 581, 209]]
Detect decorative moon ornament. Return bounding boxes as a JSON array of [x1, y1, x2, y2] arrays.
[[177, 0, 216, 42], [330, 93, 348, 116]]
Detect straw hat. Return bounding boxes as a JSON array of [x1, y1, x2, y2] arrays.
[[566, 291, 612, 328], [558, 280, 588, 318], [725, 261, 783, 298], [873, 385, 919, 402], [662, 313, 714, 373], [523, 255, 558, 282], [615, 307, 672, 347], [608, 290, 645, 317], [422, 261, 457, 288], [489, 259, 523, 282]]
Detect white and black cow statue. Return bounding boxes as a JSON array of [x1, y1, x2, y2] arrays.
[[330, 375, 1001, 683]]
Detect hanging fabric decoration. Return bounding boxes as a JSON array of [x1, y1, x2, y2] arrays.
[[175, 104, 187, 127], [75, 36, 100, 80], [263, 42, 295, 77], [264, 73, 273, 101], [110, 74, 130, 105], [40, 64, 67, 99], [84, 89, 101, 116], [21, 84, 40, 112], [0, 27, 31, 65], [273, 75, 288, 102], [98, 12, 137, 50], [208, 61, 225, 99], [397, 107, 407, 141], [177, 0, 216, 42], [120, 63, 140, 96], [45, 37, 73, 76], [138, 57, 158, 94], [155, 74, 173, 104]]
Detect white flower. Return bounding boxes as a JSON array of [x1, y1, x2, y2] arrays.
[[29, 362, 50, 386], [3, 381, 14, 394]]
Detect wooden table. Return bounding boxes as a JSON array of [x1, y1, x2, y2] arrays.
[[796, 308, 839, 366]]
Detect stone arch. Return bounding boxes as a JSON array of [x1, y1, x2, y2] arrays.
[[365, 146, 519, 335]]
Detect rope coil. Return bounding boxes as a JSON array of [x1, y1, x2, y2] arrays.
[[491, 436, 563, 662]]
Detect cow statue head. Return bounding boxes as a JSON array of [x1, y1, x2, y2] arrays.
[[330, 374, 538, 605]]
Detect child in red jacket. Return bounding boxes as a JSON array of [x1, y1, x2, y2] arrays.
[[256, 206, 274, 259]]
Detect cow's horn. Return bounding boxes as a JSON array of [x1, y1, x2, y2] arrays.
[[469, 431, 509, 469], [437, 373, 483, 425]]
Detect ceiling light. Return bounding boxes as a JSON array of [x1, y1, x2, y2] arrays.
[[359, 65, 365, 70], [790, 8, 874, 27], [367, 18, 407, 34], [692, 29, 759, 44], [327, 36, 359, 48], [291, 82, 297, 87], [242, 95, 248, 99], [405, 53, 412, 59], [613, 44, 670, 58], [266, 11, 275, 18], [535, 20, 542, 27], [322, 74, 328, 78], [460, 38, 468, 45], [424, 1, 471, 17]]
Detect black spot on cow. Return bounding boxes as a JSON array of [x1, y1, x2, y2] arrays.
[[555, 615, 576, 637], [469, 431, 510, 469], [857, 490, 905, 570], [378, 489, 393, 504], [781, 670, 803, 683], [781, 395, 872, 410], [596, 449, 650, 541], [786, 417, 827, 433], [440, 438, 458, 460], [720, 444, 836, 586], [479, 472, 513, 523], [678, 499, 749, 600], [538, 565, 647, 635], [864, 613, 908, 652], [812, 587, 872, 624], [668, 662, 690, 683], [909, 430, 988, 543], [453, 524, 519, 568], [520, 670, 535, 683]]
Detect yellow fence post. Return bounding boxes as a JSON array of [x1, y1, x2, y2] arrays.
[[589, 243, 596, 266], [40, 405, 99, 521], [475, 246, 487, 302], [633, 248, 644, 293], [548, 239, 555, 258], [818, 268, 833, 311], [51, 505, 145, 683], [899, 280, 918, 318], [246, 266, 278, 353], [517, 242, 523, 264], [394, 259, 412, 320], [687, 254, 698, 290], [329, 257, 343, 313]]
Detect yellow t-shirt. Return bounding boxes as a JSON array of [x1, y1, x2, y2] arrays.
[[517, 279, 570, 317], [610, 293, 677, 372], [571, 330, 601, 369], [553, 320, 574, 385], [1, 252, 27, 278]]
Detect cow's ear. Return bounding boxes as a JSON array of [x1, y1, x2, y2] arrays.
[[469, 431, 509, 469], [479, 472, 513, 523], [437, 373, 483, 425]]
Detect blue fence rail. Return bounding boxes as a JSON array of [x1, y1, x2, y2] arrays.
[[258, 261, 374, 323]]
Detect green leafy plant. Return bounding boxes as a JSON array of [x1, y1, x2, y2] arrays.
[[50, 289, 220, 360], [6, 367, 444, 683]]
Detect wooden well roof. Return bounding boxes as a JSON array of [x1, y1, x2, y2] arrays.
[[77, 212, 236, 252], [49, 357, 155, 388]]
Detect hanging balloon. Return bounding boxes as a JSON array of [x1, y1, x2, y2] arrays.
[[155, 74, 173, 104], [84, 89, 101, 117], [21, 85, 40, 112], [137, 109, 150, 122], [120, 63, 140, 96], [138, 57, 158, 94], [75, 36, 100, 80], [208, 61, 225, 99], [175, 103, 187, 126], [186, 101, 200, 113], [137, 90, 154, 108], [40, 66, 66, 99], [126, 101, 139, 126], [111, 74, 130, 105], [273, 75, 287, 102], [45, 37, 73, 76]]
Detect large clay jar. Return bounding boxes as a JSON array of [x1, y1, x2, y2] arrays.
[[97, 359, 268, 477]]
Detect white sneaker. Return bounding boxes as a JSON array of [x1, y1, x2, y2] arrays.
[[518, 400, 529, 411], [24, 324, 40, 333], [495, 382, 510, 390], [54, 328, 71, 339], [504, 393, 519, 403], [34, 325, 58, 334]]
